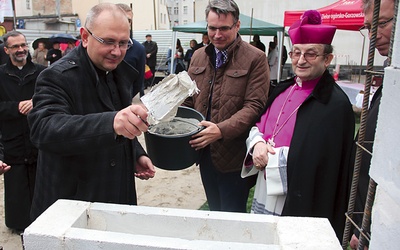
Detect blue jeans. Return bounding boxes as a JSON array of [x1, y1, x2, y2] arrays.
[[199, 147, 251, 212]]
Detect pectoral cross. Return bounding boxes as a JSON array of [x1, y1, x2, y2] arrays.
[[267, 138, 275, 147]]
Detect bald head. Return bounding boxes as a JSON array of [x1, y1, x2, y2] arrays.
[[85, 3, 128, 30], [81, 3, 131, 71]]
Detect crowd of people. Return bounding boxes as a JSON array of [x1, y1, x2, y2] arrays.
[[0, 0, 392, 249]]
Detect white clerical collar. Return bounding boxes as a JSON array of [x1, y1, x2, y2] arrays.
[[295, 77, 302, 87]]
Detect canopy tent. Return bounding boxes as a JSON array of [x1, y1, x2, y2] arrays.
[[283, 0, 364, 31], [173, 13, 284, 36], [283, 0, 366, 82], [171, 13, 285, 79]]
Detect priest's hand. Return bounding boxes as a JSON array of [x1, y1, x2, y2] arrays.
[[252, 141, 275, 170], [114, 104, 149, 139], [135, 155, 155, 180]]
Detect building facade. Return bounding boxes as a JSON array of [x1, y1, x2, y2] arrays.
[[166, 0, 195, 26]]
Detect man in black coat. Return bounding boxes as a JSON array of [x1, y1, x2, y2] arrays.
[[117, 3, 146, 98], [0, 131, 11, 175], [28, 3, 155, 221], [0, 31, 46, 231], [142, 34, 157, 88], [0, 43, 8, 65], [349, 0, 393, 248], [194, 32, 210, 50], [45, 41, 62, 65]]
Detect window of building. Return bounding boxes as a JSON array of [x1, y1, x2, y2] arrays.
[[167, 7, 171, 15], [183, 20, 188, 25], [174, 7, 179, 15], [26, 0, 30, 9], [183, 6, 188, 14]]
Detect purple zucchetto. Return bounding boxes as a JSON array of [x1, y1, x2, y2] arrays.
[[288, 10, 336, 45]]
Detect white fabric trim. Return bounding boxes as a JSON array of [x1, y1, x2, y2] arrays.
[[242, 126, 289, 215]]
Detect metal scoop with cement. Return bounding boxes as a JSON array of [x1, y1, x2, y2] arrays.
[[140, 71, 199, 125]]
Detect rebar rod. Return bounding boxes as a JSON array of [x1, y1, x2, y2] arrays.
[[358, 178, 377, 249]]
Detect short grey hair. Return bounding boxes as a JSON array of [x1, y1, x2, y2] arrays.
[[3, 31, 26, 47], [116, 3, 132, 13], [362, 0, 373, 12], [205, 0, 240, 23]]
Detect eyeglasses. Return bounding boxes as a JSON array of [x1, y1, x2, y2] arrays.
[[85, 28, 132, 50], [289, 51, 326, 61], [206, 22, 237, 33], [7, 43, 28, 50], [362, 17, 394, 33]]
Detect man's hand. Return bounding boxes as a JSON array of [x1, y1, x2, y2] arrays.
[[189, 121, 222, 150], [135, 156, 155, 180], [19, 99, 33, 115], [114, 104, 149, 139], [350, 234, 369, 250], [0, 160, 11, 175]]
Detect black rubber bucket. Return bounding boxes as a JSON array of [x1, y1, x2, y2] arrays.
[[144, 106, 204, 171]]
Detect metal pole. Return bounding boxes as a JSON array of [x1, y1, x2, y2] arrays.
[[11, 0, 16, 30], [130, 3, 133, 32], [56, 0, 60, 19], [249, 8, 253, 43], [153, 0, 157, 30], [193, 0, 196, 22], [358, 32, 366, 83]]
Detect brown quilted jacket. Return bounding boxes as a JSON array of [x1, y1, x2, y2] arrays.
[[184, 35, 269, 173]]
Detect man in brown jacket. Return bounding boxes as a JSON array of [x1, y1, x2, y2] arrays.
[[184, 0, 269, 212]]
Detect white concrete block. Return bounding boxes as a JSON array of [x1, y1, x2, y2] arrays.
[[369, 186, 400, 249], [370, 67, 400, 206], [23, 200, 341, 250]]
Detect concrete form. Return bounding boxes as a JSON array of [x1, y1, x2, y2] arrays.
[[23, 199, 341, 250]]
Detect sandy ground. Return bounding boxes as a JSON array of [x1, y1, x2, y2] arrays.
[[0, 92, 207, 249]]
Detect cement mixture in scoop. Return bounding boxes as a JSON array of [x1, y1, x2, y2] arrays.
[[149, 117, 200, 136]]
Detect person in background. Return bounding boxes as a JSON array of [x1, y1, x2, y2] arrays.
[[142, 34, 158, 88], [0, 31, 46, 232], [242, 10, 354, 241], [195, 32, 210, 50], [251, 34, 266, 52], [183, 0, 269, 213], [0, 42, 8, 65], [32, 41, 48, 67], [274, 35, 288, 76], [184, 39, 197, 70], [0, 131, 10, 250], [267, 41, 279, 95], [174, 38, 185, 73], [349, 0, 394, 249], [0, 131, 11, 175], [28, 3, 155, 221], [117, 3, 146, 98], [45, 41, 62, 65], [166, 39, 186, 74], [63, 41, 76, 56]]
